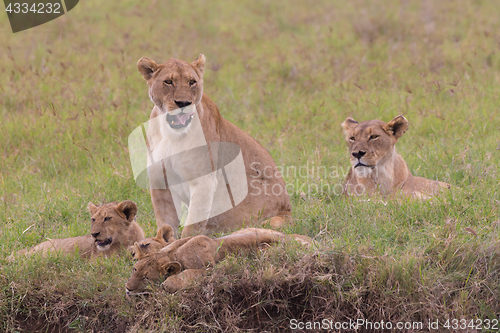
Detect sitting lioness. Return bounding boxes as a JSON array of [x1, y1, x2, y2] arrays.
[[137, 54, 291, 238], [17, 201, 145, 258], [125, 228, 311, 295], [341, 115, 451, 198]]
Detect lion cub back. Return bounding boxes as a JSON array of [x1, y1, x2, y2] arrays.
[[17, 235, 93, 258]]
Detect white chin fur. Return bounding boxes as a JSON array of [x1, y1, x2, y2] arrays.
[[354, 166, 374, 178], [97, 243, 112, 252]]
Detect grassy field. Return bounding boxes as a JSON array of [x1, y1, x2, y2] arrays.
[[1, 0, 500, 331]]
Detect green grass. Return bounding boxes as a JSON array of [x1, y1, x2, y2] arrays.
[[1, 0, 500, 331]]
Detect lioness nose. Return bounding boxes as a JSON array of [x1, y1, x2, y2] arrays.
[[91, 232, 100, 238], [352, 151, 366, 159], [175, 100, 192, 108]]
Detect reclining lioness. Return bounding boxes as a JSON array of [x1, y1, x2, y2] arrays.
[[17, 201, 145, 258], [125, 228, 311, 295], [341, 115, 451, 198]]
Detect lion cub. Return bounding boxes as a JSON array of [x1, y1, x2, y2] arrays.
[[128, 225, 175, 260], [128, 225, 311, 260], [342, 115, 451, 198], [17, 201, 145, 259], [125, 228, 311, 295]]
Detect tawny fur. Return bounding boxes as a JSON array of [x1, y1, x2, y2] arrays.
[[16, 201, 145, 259], [341, 115, 451, 198], [129, 225, 311, 260], [125, 228, 311, 294], [137, 55, 291, 238], [128, 225, 175, 259]]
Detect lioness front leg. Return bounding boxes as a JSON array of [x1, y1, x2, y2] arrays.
[[151, 188, 181, 237], [161, 269, 206, 293], [181, 173, 218, 237]]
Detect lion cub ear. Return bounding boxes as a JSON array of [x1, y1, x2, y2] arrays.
[[115, 200, 138, 223], [128, 243, 139, 259], [160, 261, 182, 277], [341, 117, 358, 140], [87, 202, 98, 216], [384, 115, 408, 140], [129, 242, 148, 259], [157, 225, 176, 244], [191, 54, 205, 76], [137, 57, 158, 80]]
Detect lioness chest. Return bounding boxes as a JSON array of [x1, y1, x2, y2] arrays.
[[150, 109, 213, 204]]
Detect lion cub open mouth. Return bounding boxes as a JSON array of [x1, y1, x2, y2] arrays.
[[95, 237, 113, 251], [166, 107, 195, 129]]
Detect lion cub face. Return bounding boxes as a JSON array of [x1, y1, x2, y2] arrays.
[[87, 201, 138, 252], [126, 255, 181, 295], [341, 116, 409, 171], [137, 55, 205, 130], [129, 225, 175, 260]]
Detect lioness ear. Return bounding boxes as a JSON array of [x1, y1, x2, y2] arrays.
[[87, 202, 98, 216], [341, 117, 358, 140], [160, 261, 182, 277], [137, 57, 158, 80], [191, 54, 205, 76], [384, 115, 408, 140], [115, 200, 138, 223], [157, 225, 175, 244]]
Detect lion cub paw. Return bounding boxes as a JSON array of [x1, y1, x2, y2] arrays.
[[161, 269, 206, 293]]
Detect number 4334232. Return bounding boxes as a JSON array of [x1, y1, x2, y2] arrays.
[[5, 3, 61, 14]]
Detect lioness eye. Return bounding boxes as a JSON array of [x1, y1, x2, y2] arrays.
[[164, 79, 173, 85], [91, 218, 95, 223], [104, 216, 111, 222], [369, 135, 379, 140], [189, 79, 196, 85], [349, 137, 355, 142]]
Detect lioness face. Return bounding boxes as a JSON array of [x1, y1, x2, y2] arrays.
[[87, 201, 138, 252], [341, 116, 409, 170], [125, 256, 182, 295], [137, 55, 205, 130]]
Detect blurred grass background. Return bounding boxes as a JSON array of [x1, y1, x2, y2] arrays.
[[1, 0, 500, 331]]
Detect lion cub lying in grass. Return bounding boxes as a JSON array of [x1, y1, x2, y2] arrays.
[[17, 201, 145, 259], [342, 115, 451, 198], [125, 228, 311, 295], [128, 225, 311, 260]]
